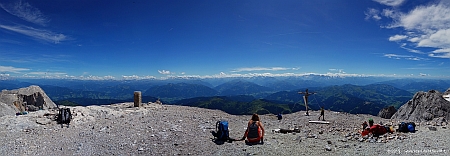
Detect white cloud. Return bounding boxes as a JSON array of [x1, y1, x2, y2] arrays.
[[433, 48, 450, 53], [377, 2, 450, 58], [397, 4, 450, 31], [165, 72, 369, 79], [328, 68, 346, 73], [417, 29, 450, 48], [382, 9, 398, 18], [399, 43, 424, 54], [232, 67, 293, 72], [373, 0, 406, 7], [384, 54, 405, 58], [122, 75, 140, 80], [0, 65, 30, 73], [383, 54, 424, 60], [0, 73, 11, 80], [429, 48, 450, 58], [0, 24, 67, 44], [0, 0, 49, 26], [388, 35, 408, 41], [365, 8, 382, 20], [27, 72, 66, 75], [408, 37, 421, 42], [158, 70, 172, 75]]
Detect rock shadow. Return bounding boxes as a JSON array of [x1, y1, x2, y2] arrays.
[[245, 140, 264, 146], [212, 139, 234, 145]]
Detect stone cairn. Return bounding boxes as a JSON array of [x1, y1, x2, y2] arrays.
[[134, 91, 141, 107]]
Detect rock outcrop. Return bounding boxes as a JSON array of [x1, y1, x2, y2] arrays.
[[0, 85, 56, 117], [377, 106, 397, 119], [391, 89, 450, 122]]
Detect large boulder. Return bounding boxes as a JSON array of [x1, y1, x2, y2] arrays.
[[391, 89, 450, 122], [0, 85, 57, 117], [377, 106, 397, 119], [0, 101, 16, 117]]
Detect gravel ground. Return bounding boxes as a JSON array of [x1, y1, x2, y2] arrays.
[[0, 103, 448, 156]]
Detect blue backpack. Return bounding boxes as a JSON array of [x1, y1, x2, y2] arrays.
[[407, 122, 416, 132], [215, 120, 229, 141]]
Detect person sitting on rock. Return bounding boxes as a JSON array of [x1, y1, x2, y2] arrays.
[[362, 121, 368, 130], [242, 114, 265, 144], [368, 118, 374, 127]]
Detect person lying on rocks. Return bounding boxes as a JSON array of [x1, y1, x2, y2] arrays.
[[361, 124, 393, 137], [241, 114, 265, 144]]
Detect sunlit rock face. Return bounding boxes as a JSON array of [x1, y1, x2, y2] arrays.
[[378, 106, 397, 119], [391, 89, 450, 122], [0, 85, 57, 117]]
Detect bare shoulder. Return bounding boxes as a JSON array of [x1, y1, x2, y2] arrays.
[[257, 121, 264, 126]]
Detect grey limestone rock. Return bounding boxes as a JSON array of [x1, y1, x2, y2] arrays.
[[428, 126, 437, 131], [325, 145, 332, 151], [391, 89, 450, 122], [0, 85, 57, 117], [378, 106, 397, 119]]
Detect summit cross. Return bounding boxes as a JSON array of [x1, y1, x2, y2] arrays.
[[298, 89, 316, 116]]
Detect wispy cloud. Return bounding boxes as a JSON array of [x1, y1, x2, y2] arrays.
[[27, 71, 66, 76], [373, 0, 406, 7], [399, 43, 424, 54], [371, 1, 450, 58], [0, 52, 71, 63], [158, 70, 173, 75], [0, 39, 23, 45], [388, 35, 408, 41], [383, 53, 425, 60], [0, 24, 67, 44], [429, 48, 450, 58], [365, 8, 382, 21], [0, 65, 30, 73], [328, 68, 346, 74], [122, 75, 155, 80], [0, 0, 49, 26], [232, 67, 299, 72]]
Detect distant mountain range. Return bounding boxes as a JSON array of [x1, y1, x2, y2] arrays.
[[1, 76, 448, 115]]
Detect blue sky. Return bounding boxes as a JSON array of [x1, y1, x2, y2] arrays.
[[1, 0, 450, 80]]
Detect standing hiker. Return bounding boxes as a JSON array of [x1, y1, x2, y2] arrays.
[[318, 106, 325, 121]]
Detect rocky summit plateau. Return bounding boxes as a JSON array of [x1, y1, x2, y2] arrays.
[[0, 86, 449, 155]]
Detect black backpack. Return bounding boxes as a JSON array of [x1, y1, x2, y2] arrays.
[[397, 122, 409, 132], [277, 113, 283, 120], [58, 108, 72, 127], [214, 120, 229, 141], [247, 121, 259, 139]]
